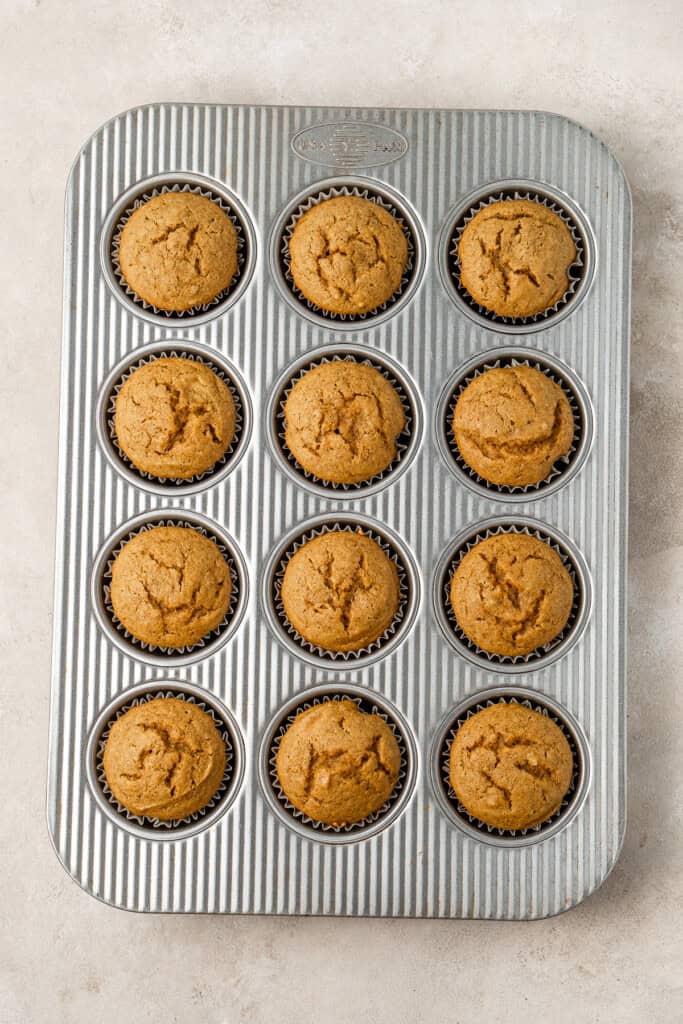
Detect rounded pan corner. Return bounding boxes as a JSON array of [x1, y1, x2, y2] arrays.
[[64, 101, 183, 198], [578, 813, 628, 906], [63, 102, 163, 222], [45, 810, 144, 914], [530, 109, 632, 207], [527, 813, 627, 922]]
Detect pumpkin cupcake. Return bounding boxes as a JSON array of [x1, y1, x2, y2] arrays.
[[457, 199, 576, 318], [288, 195, 408, 315]]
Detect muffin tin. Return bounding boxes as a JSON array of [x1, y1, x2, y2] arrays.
[[48, 104, 630, 918]]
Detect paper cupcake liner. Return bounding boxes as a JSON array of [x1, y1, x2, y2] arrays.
[[442, 523, 582, 666], [275, 351, 414, 492], [279, 184, 416, 322], [268, 692, 407, 834], [101, 518, 241, 657], [110, 181, 247, 319], [106, 348, 244, 487], [444, 355, 583, 495], [439, 693, 580, 838], [272, 521, 410, 661], [448, 189, 585, 325], [95, 688, 234, 831]]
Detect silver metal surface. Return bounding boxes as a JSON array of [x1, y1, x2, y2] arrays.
[[48, 104, 630, 918]]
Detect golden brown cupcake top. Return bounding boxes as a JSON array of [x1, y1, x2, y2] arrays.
[[114, 357, 236, 480], [118, 192, 238, 312], [457, 199, 576, 318], [283, 361, 405, 484], [280, 530, 400, 653], [452, 365, 574, 487], [288, 195, 408, 315], [276, 699, 401, 826], [449, 702, 573, 830], [103, 697, 226, 821], [449, 532, 573, 657], [109, 525, 232, 649]]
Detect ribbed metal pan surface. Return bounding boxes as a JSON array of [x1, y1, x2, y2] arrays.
[[48, 104, 630, 917]]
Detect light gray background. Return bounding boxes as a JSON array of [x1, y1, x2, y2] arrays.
[[1, 1, 681, 1021]]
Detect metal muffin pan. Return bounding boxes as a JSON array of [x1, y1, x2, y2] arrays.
[[48, 104, 630, 918]]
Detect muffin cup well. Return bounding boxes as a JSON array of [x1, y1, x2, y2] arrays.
[[431, 687, 591, 847], [270, 176, 425, 329], [439, 179, 595, 333], [267, 342, 421, 498], [96, 340, 251, 496], [262, 513, 420, 669], [436, 346, 593, 501], [91, 510, 248, 668], [433, 516, 591, 673], [258, 683, 417, 844], [85, 680, 245, 840], [100, 173, 256, 325]]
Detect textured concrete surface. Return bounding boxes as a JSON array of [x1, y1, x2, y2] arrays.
[[1, 1, 681, 1021]]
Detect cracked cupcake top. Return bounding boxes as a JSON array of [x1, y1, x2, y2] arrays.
[[457, 199, 576, 318], [288, 195, 408, 315], [275, 699, 401, 825], [452, 365, 574, 487], [448, 702, 574, 830], [449, 532, 574, 657], [109, 525, 232, 649], [283, 361, 405, 484], [114, 357, 236, 480], [118, 192, 238, 312], [103, 697, 226, 821], [280, 530, 400, 653]]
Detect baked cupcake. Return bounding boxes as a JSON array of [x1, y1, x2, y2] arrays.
[[280, 530, 399, 653], [109, 525, 232, 648], [283, 361, 405, 484], [449, 702, 573, 830], [457, 199, 576, 318], [114, 357, 236, 479], [103, 697, 226, 820], [452, 365, 574, 487], [276, 699, 400, 825], [288, 195, 408, 315], [449, 532, 573, 657], [118, 192, 238, 312]]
